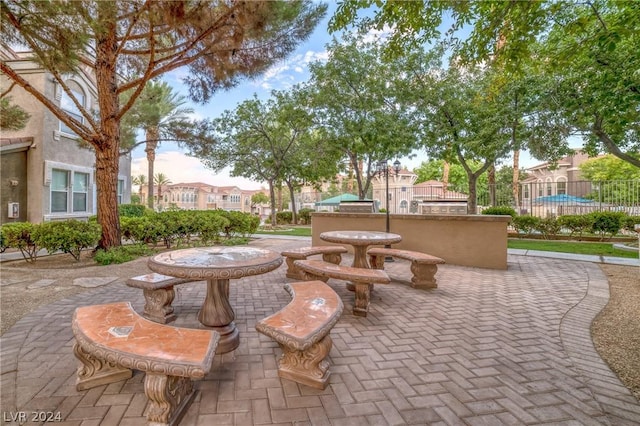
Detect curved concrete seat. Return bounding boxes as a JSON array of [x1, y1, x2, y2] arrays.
[[281, 246, 348, 280], [72, 302, 219, 426], [368, 248, 445, 289], [294, 259, 389, 317], [256, 281, 343, 389]]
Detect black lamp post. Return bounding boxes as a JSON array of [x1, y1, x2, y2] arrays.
[[377, 159, 402, 257]]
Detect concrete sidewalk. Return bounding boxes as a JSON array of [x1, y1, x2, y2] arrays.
[[1, 237, 639, 425]]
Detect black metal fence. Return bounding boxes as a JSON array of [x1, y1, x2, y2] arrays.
[[296, 180, 640, 217]]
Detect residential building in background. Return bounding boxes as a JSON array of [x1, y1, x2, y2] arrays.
[[137, 182, 269, 216], [0, 45, 131, 224]]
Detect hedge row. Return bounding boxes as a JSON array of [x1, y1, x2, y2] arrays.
[[0, 220, 101, 263], [1, 209, 260, 263], [119, 209, 260, 248], [274, 208, 315, 225], [481, 206, 640, 240]]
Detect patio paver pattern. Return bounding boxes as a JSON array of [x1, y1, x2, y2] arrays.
[[1, 237, 639, 425]]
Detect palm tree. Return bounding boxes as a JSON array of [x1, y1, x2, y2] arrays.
[[154, 173, 172, 208], [131, 174, 147, 204], [126, 81, 193, 209]]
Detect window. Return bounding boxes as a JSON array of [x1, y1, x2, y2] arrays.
[[117, 179, 124, 204], [51, 169, 69, 213], [73, 172, 89, 212], [230, 195, 240, 203], [523, 185, 529, 199], [557, 180, 567, 195], [60, 87, 85, 135], [50, 167, 91, 214]]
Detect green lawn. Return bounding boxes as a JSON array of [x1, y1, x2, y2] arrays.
[[254, 226, 637, 259], [254, 226, 312, 237], [508, 239, 638, 259]]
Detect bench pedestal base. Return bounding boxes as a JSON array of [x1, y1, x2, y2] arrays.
[[145, 373, 196, 426], [74, 343, 133, 391], [277, 336, 332, 390], [411, 263, 438, 289], [143, 288, 177, 324]]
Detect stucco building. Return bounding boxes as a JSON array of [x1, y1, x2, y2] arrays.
[[1, 46, 131, 224], [138, 181, 268, 215]]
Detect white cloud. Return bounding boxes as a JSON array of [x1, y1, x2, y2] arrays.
[[250, 49, 329, 90], [131, 151, 265, 190]]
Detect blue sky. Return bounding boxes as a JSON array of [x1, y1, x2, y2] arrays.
[[130, 3, 569, 190]]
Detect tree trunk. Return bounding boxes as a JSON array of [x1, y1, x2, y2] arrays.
[[512, 149, 520, 210], [467, 172, 478, 214], [442, 161, 450, 193], [287, 182, 297, 224], [146, 128, 159, 210], [94, 2, 121, 250], [268, 180, 277, 226], [488, 163, 496, 206]]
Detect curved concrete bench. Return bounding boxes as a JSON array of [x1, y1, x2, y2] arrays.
[[368, 248, 445, 289], [294, 259, 390, 317], [72, 302, 219, 426], [126, 273, 197, 324], [281, 246, 348, 280], [256, 281, 343, 389]]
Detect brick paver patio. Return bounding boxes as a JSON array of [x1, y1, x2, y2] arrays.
[[1, 237, 639, 425]]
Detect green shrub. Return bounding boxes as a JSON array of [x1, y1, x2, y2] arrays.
[[482, 206, 517, 218], [222, 237, 250, 246], [534, 217, 562, 240], [297, 208, 314, 225], [1, 222, 39, 262], [121, 216, 165, 245], [218, 210, 260, 237], [198, 211, 230, 244], [0, 227, 6, 253], [587, 211, 626, 240], [119, 204, 148, 217], [557, 215, 594, 239], [276, 211, 293, 225], [154, 211, 185, 248], [512, 215, 540, 236], [94, 244, 155, 265], [32, 220, 101, 261], [623, 215, 640, 233]]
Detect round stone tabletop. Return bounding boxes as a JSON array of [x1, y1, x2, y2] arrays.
[[320, 230, 402, 246], [148, 246, 283, 280]]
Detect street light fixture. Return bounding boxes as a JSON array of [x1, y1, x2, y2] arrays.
[[377, 159, 402, 258]]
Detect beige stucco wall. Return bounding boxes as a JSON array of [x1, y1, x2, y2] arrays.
[[2, 56, 131, 223], [311, 213, 511, 269]]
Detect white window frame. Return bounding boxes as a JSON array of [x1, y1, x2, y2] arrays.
[[117, 179, 125, 204], [45, 161, 94, 219], [59, 85, 86, 137], [73, 171, 89, 212]]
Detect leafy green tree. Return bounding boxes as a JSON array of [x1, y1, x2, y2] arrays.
[[184, 90, 320, 226], [1, 0, 327, 249], [401, 47, 517, 213], [413, 160, 468, 189], [0, 97, 29, 130], [251, 192, 270, 214], [580, 155, 640, 181], [329, 0, 640, 169], [533, 2, 640, 168], [580, 155, 640, 204], [308, 33, 419, 199]]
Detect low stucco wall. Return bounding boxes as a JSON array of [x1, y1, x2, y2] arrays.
[[311, 213, 511, 270]]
